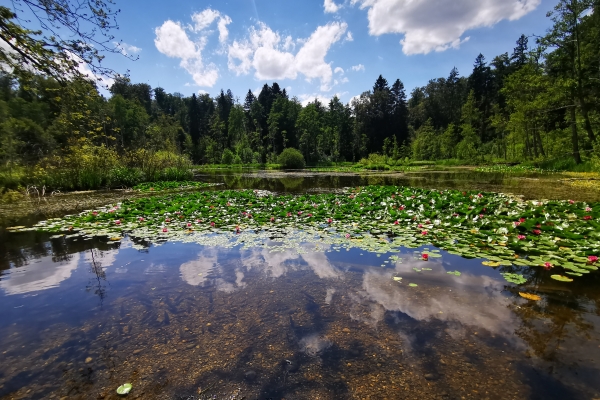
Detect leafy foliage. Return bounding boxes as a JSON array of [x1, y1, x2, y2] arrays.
[[278, 148, 305, 169]]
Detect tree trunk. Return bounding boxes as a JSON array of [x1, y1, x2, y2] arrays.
[[574, 5, 597, 143], [570, 105, 582, 164], [535, 127, 545, 157]]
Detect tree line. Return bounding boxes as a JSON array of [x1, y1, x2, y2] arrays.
[[1, 0, 599, 176]]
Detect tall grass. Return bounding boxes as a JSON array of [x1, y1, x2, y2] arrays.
[[0, 146, 193, 193]]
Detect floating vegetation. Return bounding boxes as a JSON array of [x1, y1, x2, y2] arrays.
[[447, 270, 461, 276], [393, 277, 403, 281], [116, 383, 132, 395], [10, 185, 600, 281], [475, 165, 556, 174], [408, 283, 418, 287], [550, 275, 574, 282], [133, 181, 218, 192], [501, 273, 528, 285], [519, 292, 542, 301]]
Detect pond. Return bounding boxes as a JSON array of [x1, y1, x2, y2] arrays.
[[1, 171, 599, 400]]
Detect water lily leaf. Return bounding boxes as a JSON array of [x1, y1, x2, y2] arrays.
[[482, 261, 501, 267], [519, 292, 541, 301], [565, 272, 583, 276], [117, 383, 132, 395], [393, 277, 402, 281], [501, 273, 527, 285], [447, 270, 461, 276], [408, 283, 418, 287], [550, 275, 573, 282]]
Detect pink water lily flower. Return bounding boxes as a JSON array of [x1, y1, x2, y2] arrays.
[[165, 218, 171, 223], [422, 254, 429, 261], [583, 216, 592, 220], [588, 256, 598, 263], [270, 217, 275, 222], [532, 229, 541, 235], [394, 220, 399, 225], [162, 228, 168, 233], [210, 222, 215, 227], [298, 211, 303, 216], [345, 233, 351, 239], [399, 205, 405, 210], [287, 212, 292, 217], [187, 223, 192, 227], [92, 211, 98, 216], [114, 220, 121, 225], [327, 218, 333, 224], [585, 207, 592, 212], [544, 262, 553, 270], [418, 224, 423, 228], [569, 200, 575, 204], [518, 235, 526, 240], [421, 230, 428, 235], [138, 217, 144, 222]]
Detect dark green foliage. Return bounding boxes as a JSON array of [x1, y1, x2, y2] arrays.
[[278, 148, 305, 169]]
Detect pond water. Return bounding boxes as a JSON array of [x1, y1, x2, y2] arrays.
[[1, 171, 600, 400]]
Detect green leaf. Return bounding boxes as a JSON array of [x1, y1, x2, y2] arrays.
[[117, 383, 132, 395]]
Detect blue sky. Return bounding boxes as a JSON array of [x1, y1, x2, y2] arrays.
[[96, 0, 556, 104]]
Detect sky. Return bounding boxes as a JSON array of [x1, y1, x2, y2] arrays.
[[91, 0, 557, 104]]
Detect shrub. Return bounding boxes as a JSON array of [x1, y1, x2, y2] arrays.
[[277, 148, 305, 169], [221, 149, 234, 165], [233, 155, 242, 165]]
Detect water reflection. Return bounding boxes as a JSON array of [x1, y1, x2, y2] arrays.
[[0, 253, 80, 295], [0, 237, 599, 399]]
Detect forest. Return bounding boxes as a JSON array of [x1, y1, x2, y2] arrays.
[[1, 0, 600, 193]]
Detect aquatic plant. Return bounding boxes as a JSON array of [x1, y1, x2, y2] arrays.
[[10, 185, 600, 282]]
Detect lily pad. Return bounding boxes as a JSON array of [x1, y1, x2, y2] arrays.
[[117, 383, 132, 395], [519, 292, 541, 301], [447, 271, 461, 276], [550, 275, 574, 282], [408, 283, 418, 287], [393, 277, 402, 281]]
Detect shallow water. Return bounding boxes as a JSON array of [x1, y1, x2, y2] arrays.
[[1, 231, 600, 399], [197, 169, 600, 202], [1, 171, 600, 399]]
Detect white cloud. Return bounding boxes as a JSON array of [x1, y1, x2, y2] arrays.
[[154, 19, 219, 87], [253, 47, 297, 80], [324, 0, 341, 13], [298, 92, 347, 106], [228, 21, 348, 91], [113, 42, 141, 56], [352, 0, 540, 55], [191, 8, 232, 44], [191, 9, 220, 31], [351, 64, 365, 71], [334, 67, 344, 75], [217, 15, 232, 43], [296, 22, 348, 91], [345, 31, 354, 42]]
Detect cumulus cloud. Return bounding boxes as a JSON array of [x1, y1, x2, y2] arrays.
[[228, 21, 348, 91], [334, 67, 344, 75], [351, 64, 365, 71], [345, 31, 354, 42], [352, 0, 540, 55], [324, 0, 341, 13], [113, 42, 141, 56], [154, 17, 220, 87]]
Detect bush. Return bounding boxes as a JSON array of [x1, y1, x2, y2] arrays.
[[233, 155, 242, 165], [108, 167, 145, 188], [221, 149, 234, 165], [277, 148, 305, 169]]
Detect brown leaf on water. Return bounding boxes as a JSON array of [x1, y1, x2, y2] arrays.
[[519, 292, 541, 301]]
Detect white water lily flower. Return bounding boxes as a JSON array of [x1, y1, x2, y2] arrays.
[[497, 227, 508, 234], [434, 220, 441, 225], [381, 202, 386, 206]]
